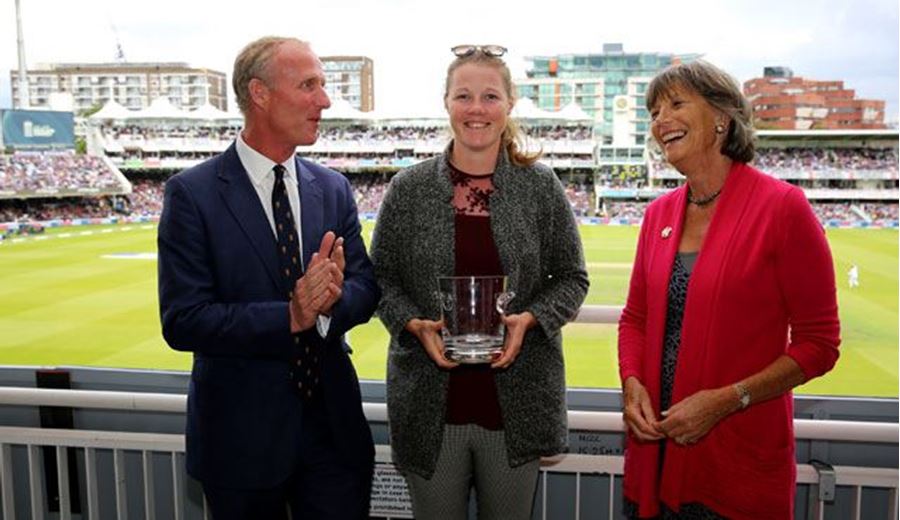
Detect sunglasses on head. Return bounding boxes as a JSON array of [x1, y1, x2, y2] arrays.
[[451, 44, 508, 58]]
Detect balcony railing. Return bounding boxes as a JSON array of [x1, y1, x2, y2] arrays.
[[0, 386, 894, 519]]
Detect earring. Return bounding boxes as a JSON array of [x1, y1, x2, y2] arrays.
[[715, 124, 725, 134]]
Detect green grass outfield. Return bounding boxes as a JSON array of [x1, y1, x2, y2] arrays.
[[0, 223, 895, 397]]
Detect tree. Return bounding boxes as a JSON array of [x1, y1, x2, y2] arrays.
[[79, 102, 104, 118]]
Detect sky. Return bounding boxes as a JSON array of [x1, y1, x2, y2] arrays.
[[2, 0, 898, 122]]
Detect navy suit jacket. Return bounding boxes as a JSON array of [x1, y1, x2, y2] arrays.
[[158, 143, 379, 488]]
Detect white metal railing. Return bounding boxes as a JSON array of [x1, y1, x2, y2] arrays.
[[0, 387, 895, 444], [0, 426, 185, 520], [573, 304, 623, 324], [0, 386, 895, 519]]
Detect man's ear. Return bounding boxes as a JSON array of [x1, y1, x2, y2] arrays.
[[248, 78, 270, 110]]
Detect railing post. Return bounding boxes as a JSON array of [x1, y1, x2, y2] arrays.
[[142, 450, 155, 520], [85, 447, 99, 520], [808, 460, 836, 520], [171, 452, 183, 520], [55, 446, 71, 520], [114, 449, 127, 520], [0, 444, 14, 520], [27, 445, 44, 520]]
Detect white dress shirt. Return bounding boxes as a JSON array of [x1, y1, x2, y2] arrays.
[[235, 133, 331, 337]]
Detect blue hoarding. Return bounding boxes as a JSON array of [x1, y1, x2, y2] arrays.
[[1, 109, 75, 150]]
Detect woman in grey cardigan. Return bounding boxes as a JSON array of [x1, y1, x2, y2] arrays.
[[370, 45, 589, 520]]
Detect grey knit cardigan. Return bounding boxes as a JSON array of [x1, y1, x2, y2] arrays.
[[369, 146, 589, 479]]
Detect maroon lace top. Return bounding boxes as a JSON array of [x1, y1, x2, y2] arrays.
[[445, 161, 504, 430]]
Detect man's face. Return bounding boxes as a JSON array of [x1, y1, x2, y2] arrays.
[[257, 41, 331, 147]]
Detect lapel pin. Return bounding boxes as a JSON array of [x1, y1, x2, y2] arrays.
[[661, 226, 672, 239]]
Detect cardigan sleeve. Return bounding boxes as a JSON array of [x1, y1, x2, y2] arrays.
[[775, 187, 841, 380], [525, 170, 590, 336], [370, 175, 426, 339], [617, 205, 651, 384]]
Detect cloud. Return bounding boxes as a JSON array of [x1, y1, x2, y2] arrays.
[[1, 0, 897, 120]]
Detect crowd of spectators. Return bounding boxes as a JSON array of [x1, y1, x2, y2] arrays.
[[754, 147, 898, 176], [652, 147, 898, 180], [0, 153, 124, 194], [601, 201, 649, 221], [860, 202, 899, 221], [565, 184, 595, 216], [102, 124, 240, 141], [812, 202, 900, 224], [125, 179, 165, 216], [813, 202, 856, 223], [353, 180, 388, 215], [100, 122, 594, 153], [317, 125, 446, 143], [2, 184, 896, 228], [0, 196, 116, 223], [1, 154, 896, 227], [524, 125, 592, 141]]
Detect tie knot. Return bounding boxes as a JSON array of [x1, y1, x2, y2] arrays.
[[273, 164, 286, 182]]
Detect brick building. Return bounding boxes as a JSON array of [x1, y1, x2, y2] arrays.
[[743, 66, 885, 130]]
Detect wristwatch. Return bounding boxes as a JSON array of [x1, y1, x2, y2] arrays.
[[733, 382, 751, 409]]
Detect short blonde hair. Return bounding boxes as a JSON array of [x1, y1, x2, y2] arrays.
[[232, 36, 307, 115]]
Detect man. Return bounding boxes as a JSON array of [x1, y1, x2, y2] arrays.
[[848, 263, 859, 289], [158, 36, 379, 519]]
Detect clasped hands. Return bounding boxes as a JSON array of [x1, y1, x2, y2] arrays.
[[289, 231, 345, 333], [405, 311, 536, 370], [621, 376, 739, 446]]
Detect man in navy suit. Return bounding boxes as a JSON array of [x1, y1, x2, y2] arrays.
[[158, 36, 379, 519]]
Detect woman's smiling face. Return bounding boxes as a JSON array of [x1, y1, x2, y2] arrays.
[[445, 62, 513, 157]]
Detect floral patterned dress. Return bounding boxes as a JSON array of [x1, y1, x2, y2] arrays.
[[625, 252, 727, 520]]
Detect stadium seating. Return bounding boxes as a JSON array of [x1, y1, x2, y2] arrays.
[[0, 121, 895, 228], [0, 152, 126, 197]]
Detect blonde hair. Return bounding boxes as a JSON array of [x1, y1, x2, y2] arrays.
[[233, 36, 307, 115], [444, 52, 541, 166]]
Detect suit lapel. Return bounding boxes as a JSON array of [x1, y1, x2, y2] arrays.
[[296, 157, 324, 269], [216, 144, 282, 290]]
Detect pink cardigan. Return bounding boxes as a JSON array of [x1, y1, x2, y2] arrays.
[[618, 162, 840, 519]]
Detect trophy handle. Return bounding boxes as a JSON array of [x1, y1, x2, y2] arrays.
[[496, 291, 515, 315]]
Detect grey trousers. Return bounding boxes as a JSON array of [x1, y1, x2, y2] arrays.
[[404, 424, 540, 520]]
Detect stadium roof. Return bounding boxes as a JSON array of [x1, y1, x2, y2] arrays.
[[185, 102, 233, 121], [557, 102, 593, 121], [323, 98, 371, 120], [135, 97, 185, 119], [512, 98, 559, 120], [90, 99, 131, 121]]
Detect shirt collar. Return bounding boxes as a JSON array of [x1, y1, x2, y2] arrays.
[[235, 131, 297, 186]]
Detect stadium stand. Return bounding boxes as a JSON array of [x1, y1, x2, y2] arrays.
[[0, 120, 895, 229], [0, 152, 127, 196]]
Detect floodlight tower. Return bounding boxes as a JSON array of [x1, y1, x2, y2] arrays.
[[15, 0, 30, 108]]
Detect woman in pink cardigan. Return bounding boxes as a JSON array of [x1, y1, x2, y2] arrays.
[[618, 61, 840, 519]]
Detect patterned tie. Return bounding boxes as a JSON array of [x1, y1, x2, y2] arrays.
[[272, 164, 319, 400]]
